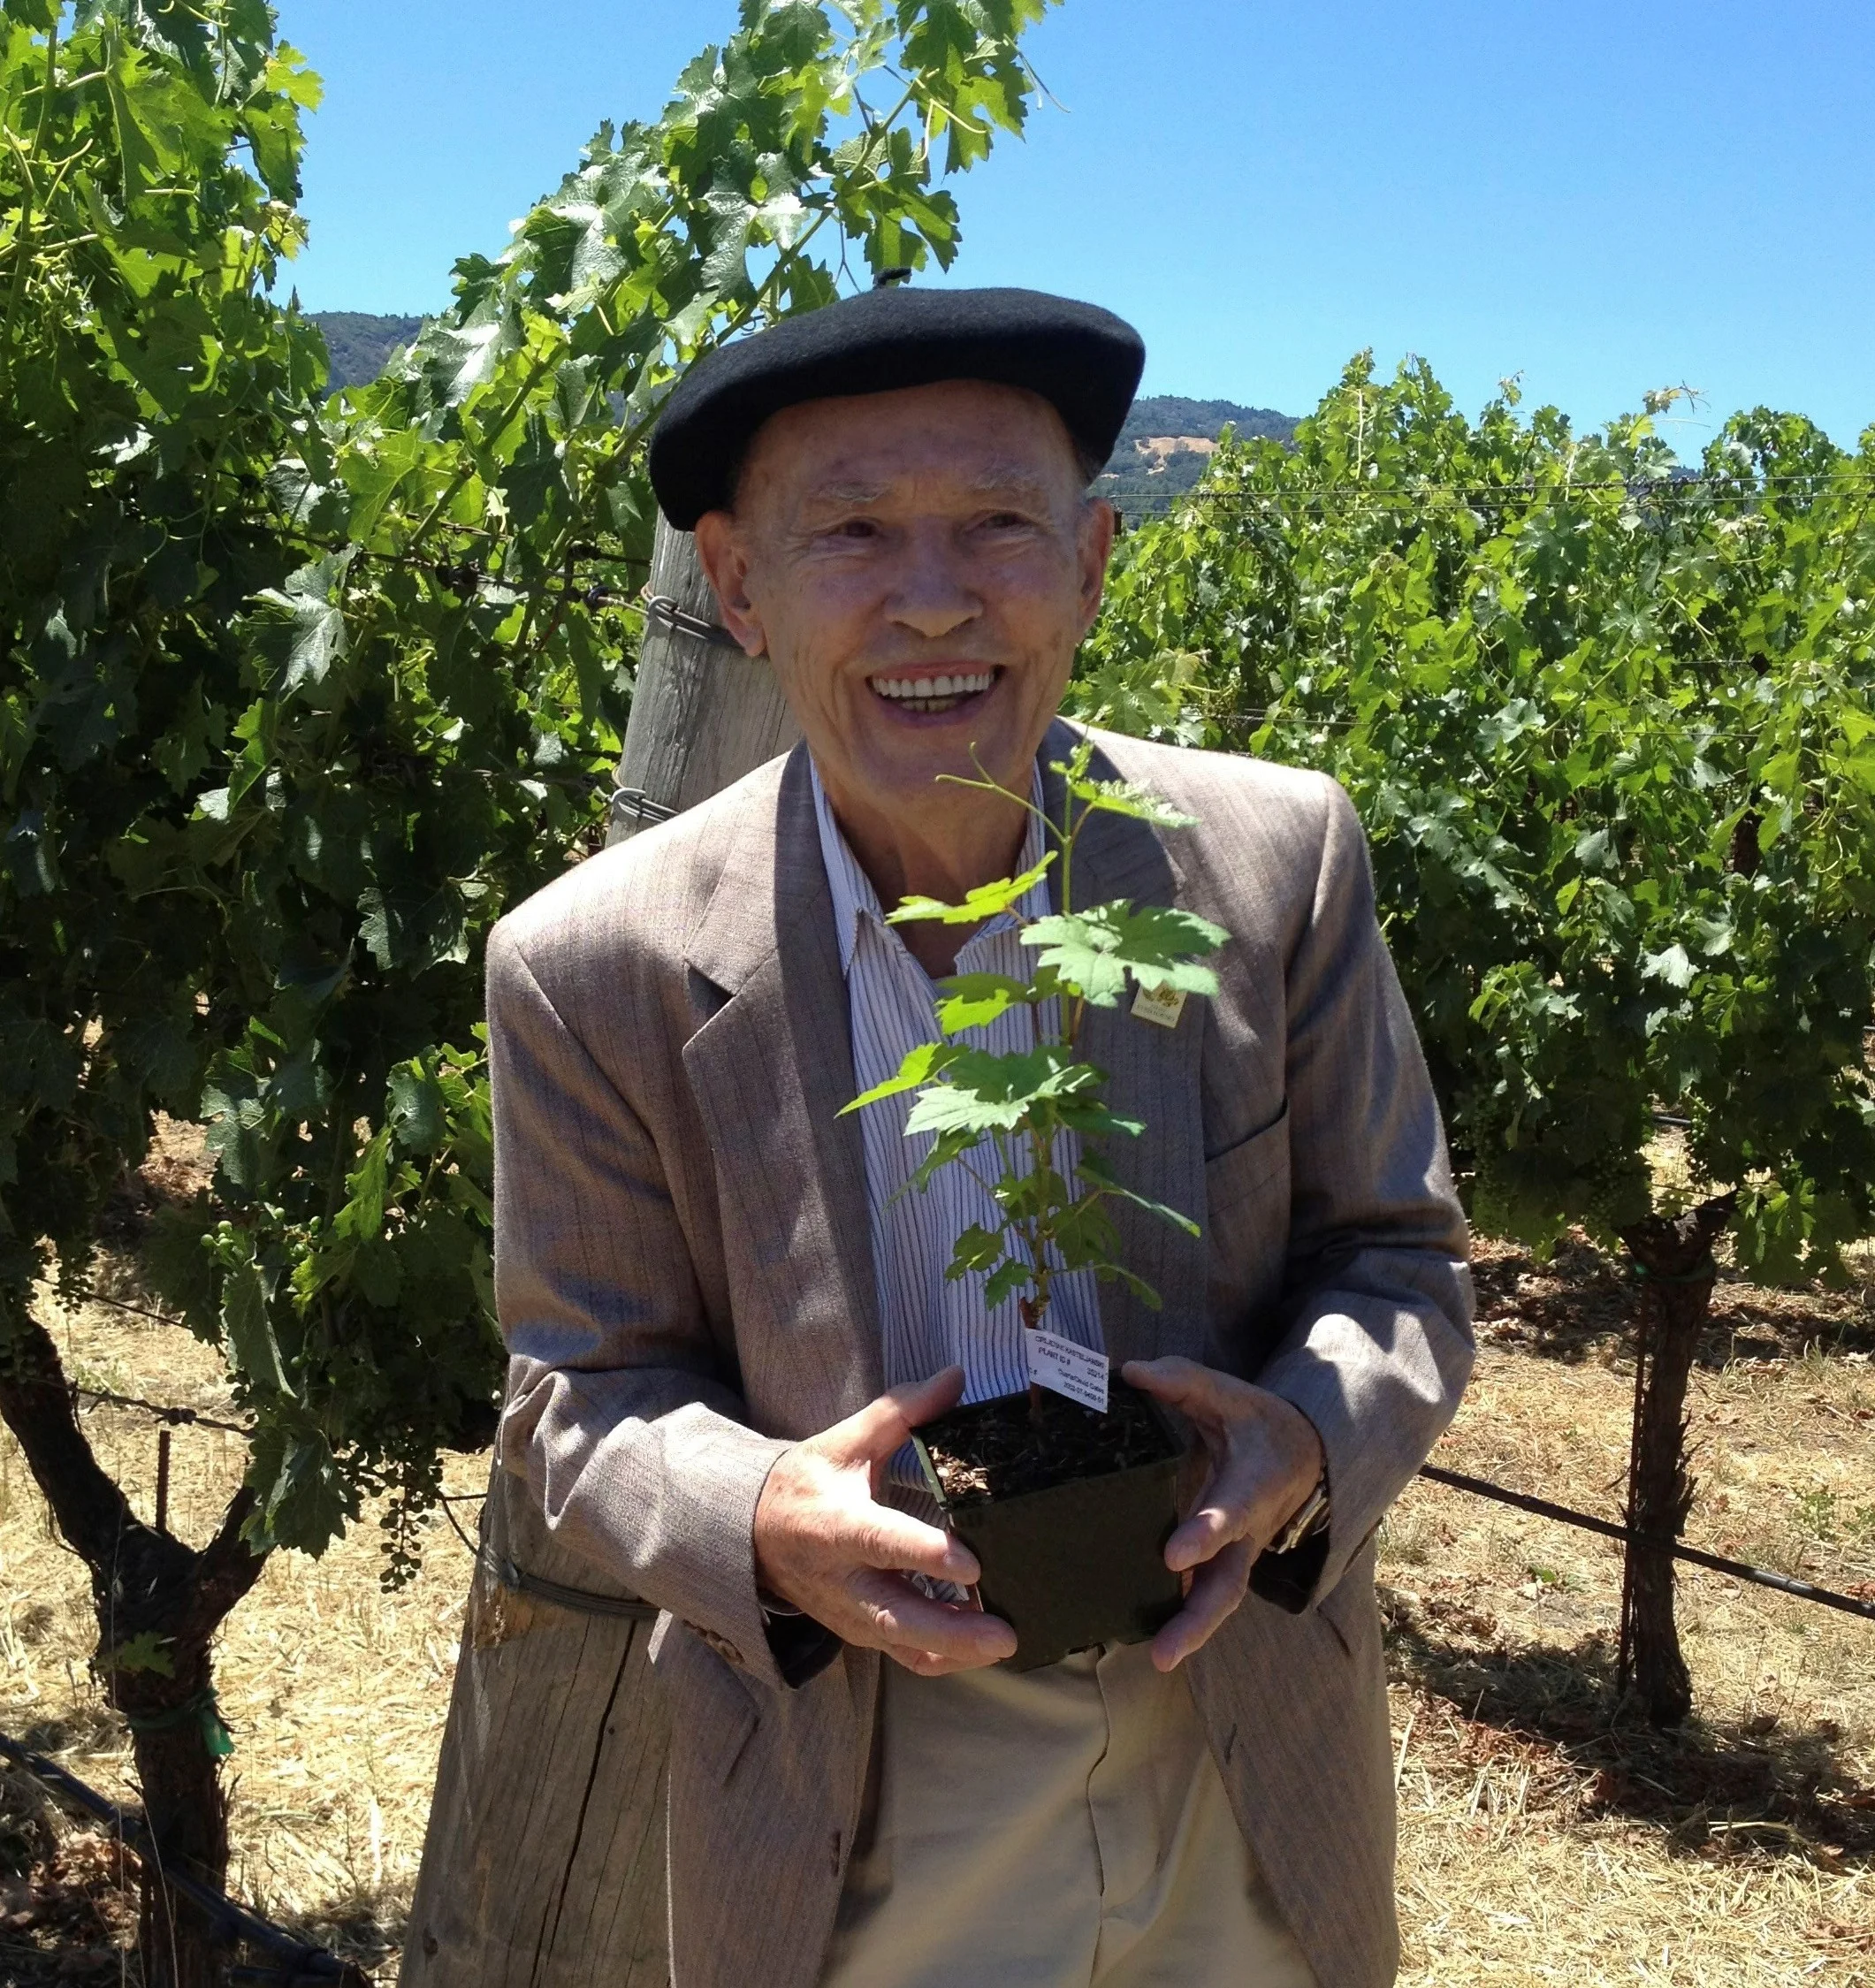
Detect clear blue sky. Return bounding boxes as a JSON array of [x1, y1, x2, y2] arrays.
[[286, 0, 1875, 448]]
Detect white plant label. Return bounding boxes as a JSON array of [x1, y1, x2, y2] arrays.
[[1132, 981, 1187, 1030], [1025, 1327, 1110, 1414]]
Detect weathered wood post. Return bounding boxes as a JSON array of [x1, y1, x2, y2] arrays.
[[606, 515, 802, 846], [398, 1472, 670, 1986], [400, 520, 798, 1986]]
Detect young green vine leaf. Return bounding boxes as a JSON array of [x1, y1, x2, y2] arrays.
[[884, 853, 1056, 926], [851, 752, 1226, 1336], [1023, 903, 1227, 1008]]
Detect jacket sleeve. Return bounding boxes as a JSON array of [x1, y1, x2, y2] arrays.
[[1252, 778, 1476, 1610], [486, 920, 802, 1693]]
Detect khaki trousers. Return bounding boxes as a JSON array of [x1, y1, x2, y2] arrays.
[[819, 1641, 1319, 1988]]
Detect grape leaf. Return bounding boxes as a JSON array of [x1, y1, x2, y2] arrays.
[[983, 1259, 1033, 1307], [1075, 1148, 1203, 1237], [885, 854, 1054, 927], [1052, 744, 1202, 829], [934, 971, 1038, 1033], [944, 1223, 1008, 1278], [1022, 903, 1228, 1006], [222, 1257, 290, 1395], [839, 1040, 962, 1116]]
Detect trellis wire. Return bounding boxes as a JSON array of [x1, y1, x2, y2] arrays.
[[1114, 468, 1867, 523], [54, 1371, 1875, 1626]]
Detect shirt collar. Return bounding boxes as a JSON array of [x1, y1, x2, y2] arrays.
[[809, 756, 1051, 979]]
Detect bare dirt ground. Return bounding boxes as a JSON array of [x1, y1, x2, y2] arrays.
[[1, 1230, 1871, 1984]]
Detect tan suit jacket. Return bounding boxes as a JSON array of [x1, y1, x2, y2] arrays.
[[486, 721, 1475, 1988]]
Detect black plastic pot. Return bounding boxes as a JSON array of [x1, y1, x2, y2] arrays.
[[911, 1380, 1188, 1672]]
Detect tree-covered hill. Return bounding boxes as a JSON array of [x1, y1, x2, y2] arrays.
[[1102, 394, 1297, 520], [1119, 394, 1295, 446], [310, 311, 425, 389]]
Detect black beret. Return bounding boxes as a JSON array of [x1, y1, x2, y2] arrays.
[[648, 286, 1145, 529]]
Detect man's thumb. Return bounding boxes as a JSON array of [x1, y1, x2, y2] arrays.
[[834, 1365, 965, 1463]]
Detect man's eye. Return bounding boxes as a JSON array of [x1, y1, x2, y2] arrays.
[[831, 518, 878, 539], [983, 511, 1033, 530]]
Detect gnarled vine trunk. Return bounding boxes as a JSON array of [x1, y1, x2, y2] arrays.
[[1616, 1192, 1736, 1727], [0, 1308, 265, 1987]]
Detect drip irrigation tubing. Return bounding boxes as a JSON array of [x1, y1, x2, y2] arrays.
[[0, 1730, 368, 1984], [434, 1469, 1875, 1628], [1416, 1464, 1875, 1622]]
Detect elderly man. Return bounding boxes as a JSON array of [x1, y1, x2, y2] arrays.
[[486, 286, 1473, 1988]]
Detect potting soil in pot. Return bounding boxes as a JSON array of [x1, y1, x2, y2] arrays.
[[918, 1386, 1174, 1503]]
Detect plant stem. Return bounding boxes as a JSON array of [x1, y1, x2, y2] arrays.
[[0, 18, 58, 375]]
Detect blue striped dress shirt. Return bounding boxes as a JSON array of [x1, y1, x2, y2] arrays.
[[810, 758, 1105, 1408]]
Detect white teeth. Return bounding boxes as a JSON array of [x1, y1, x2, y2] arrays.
[[871, 670, 993, 704]]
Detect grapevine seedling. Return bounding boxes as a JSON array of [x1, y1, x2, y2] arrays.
[[842, 739, 1227, 1413]]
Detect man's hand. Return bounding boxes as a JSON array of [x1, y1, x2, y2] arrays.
[[1122, 1356, 1326, 1672], [753, 1367, 1018, 1677]]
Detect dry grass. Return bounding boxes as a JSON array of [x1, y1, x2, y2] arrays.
[[1, 1271, 485, 1979], [1, 1229, 1871, 1983], [1383, 1236, 1875, 1985]]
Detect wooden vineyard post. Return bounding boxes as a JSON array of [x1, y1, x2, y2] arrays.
[[606, 516, 802, 845], [400, 1467, 669, 1985], [1616, 1192, 1738, 1728], [400, 517, 797, 1986]]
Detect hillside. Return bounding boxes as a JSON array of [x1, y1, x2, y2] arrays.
[[310, 311, 425, 390], [308, 315, 1298, 513], [1101, 394, 1297, 520], [1117, 394, 1295, 446]]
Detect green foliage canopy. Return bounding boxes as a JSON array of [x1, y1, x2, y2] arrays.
[[1, 0, 1061, 1570], [1, 0, 325, 1331], [1077, 356, 1875, 1279]]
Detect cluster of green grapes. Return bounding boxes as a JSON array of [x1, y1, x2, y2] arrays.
[[1463, 1119, 1653, 1255], [1578, 1143, 1655, 1245]]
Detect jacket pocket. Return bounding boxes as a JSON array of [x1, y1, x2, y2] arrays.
[[656, 1619, 760, 1787], [1204, 1103, 1291, 1219], [1204, 1107, 1291, 1360]]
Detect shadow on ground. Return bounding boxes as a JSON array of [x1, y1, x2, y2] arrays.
[[275, 1891, 403, 1982], [1471, 1234, 1875, 1367], [0, 1758, 138, 1982], [1386, 1606, 1874, 1869], [0, 1746, 400, 1984]]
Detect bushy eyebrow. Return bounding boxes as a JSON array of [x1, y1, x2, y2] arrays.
[[968, 465, 1056, 508], [804, 477, 892, 507]]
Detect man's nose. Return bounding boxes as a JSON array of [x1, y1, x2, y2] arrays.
[[886, 528, 981, 641]]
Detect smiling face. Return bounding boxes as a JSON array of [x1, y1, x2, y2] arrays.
[[692, 377, 1115, 900]]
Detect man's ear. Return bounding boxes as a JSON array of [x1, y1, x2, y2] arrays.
[[1076, 496, 1117, 637], [692, 510, 767, 658]]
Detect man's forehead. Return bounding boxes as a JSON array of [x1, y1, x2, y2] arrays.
[[744, 379, 1079, 507], [798, 457, 1063, 508]]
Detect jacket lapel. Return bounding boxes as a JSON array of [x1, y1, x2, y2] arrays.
[[1040, 722, 1209, 1370], [682, 749, 885, 1427]]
